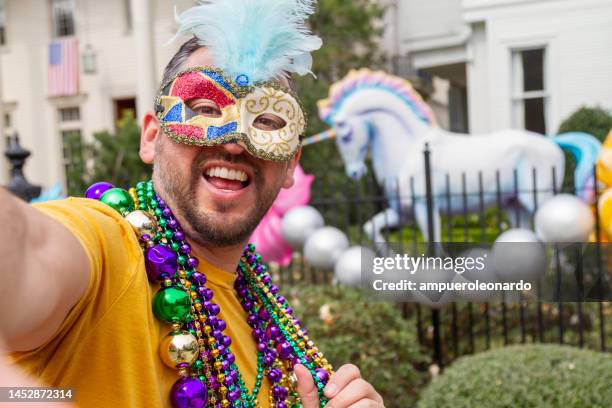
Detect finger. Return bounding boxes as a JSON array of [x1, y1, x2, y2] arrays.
[[294, 364, 320, 408], [326, 379, 378, 408], [324, 363, 361, 399]]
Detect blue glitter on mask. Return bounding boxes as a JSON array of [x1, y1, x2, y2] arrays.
[[203, 70, 239, 97], [207, 122, 238, 139], [163, 103, 184, 122]]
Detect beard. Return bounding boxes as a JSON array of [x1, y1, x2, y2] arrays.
[[153, 140, 284, 248]]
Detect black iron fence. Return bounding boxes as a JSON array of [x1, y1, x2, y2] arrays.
[[278, 143, 612, 368]]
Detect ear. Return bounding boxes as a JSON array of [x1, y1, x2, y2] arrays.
[[282, 148, 302, 189], [139, 111, 160, 164]]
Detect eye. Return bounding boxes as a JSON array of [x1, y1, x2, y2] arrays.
[[341, 133, 352, 143], [335, 123, 352, 143], [253, 114, 287, 131], [188, 99, 222, 117]]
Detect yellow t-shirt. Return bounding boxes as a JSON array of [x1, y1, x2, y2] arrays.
[[11, 198, 271, 407]]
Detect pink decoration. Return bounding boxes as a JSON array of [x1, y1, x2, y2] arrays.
[[250, 165, 314, 266]]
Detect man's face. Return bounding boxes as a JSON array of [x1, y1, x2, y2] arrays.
[[143, 48, 300, 248]]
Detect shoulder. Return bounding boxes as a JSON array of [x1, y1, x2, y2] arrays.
[[33, 196, 147, 314], [33, 197, 126, 223], [32, 197, 143, 281], [10, 198, 148, 361], [32, 197, 138, 247]]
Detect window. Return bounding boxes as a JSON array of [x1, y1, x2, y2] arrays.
[[52, 0, 75, 38], [511, 48, 547, 134], [3, 111, 11, 139], [449, 83, 469, 133], [2, 102, 16, 136], [124, 0, 133, 32], [114, 97, 137, 129], [59, 106, 85, 195], [59, 106, 80, 122], [0, 0, 6, 46]]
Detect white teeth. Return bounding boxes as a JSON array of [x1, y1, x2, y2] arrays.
[[205, 166, 248, 182]]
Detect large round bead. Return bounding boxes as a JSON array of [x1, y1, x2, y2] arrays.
[[170, 377, 208, 408], [153, 287, 191, 323], [160, 331, 199, 368], [85, 181, 114, 200], [145, 245, 178, 282], [100, 188, 135, 215], [315, 368, 329, 383], [125, 210, 158, 238]]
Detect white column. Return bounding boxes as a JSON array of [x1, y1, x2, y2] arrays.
[[130, 0, 157, 123]]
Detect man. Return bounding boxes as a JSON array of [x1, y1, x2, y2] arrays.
[[0, 1, 384, 407]]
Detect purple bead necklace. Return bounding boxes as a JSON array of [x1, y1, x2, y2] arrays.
[[86, 181, 332, 408]]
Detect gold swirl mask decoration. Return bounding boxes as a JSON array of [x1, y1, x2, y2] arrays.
[[238, 86, 304, 160]]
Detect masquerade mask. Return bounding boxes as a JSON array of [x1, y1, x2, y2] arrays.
[[156, 67, 305, 162]]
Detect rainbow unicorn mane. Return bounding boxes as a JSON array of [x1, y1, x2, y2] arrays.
[[317, 68, 437, 126]]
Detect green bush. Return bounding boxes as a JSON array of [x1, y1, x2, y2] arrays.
[[65, 111, 152, 196], [557, 106, 612, 191], [418, 344, 612, 408], [87, 111, 152, 189], [558, 106, 612, 142], [286, 284, 428, 407]]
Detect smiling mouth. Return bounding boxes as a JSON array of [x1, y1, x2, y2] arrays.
[[203, 165, 251, 191]]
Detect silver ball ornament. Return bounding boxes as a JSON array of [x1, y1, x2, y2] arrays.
[[281, 206, 325, 249], [304, 227, 349, 270], [493, 228, 547, 281], [333, 246, 375, 286], [535, 194, 594, 242]]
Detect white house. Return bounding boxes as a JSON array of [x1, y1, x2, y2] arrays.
[[2, 0, 612, 193], [383, 0, 612, 135], [0, 0, 193, 189]]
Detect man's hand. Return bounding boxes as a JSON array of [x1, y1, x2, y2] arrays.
[[295, 364, 384, 408]]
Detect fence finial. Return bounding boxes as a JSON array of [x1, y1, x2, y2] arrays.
[[4, 132, 41, 201]]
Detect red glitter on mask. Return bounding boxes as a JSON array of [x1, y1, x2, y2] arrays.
[[168, 124, 206, 140], [171, 72, 235, 108]]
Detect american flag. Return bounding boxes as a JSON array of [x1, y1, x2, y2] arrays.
[[48, 38, 79, 96]]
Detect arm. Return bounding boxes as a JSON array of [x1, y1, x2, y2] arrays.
[[0, 188, 90, 351], [0, 338, 74, 407]]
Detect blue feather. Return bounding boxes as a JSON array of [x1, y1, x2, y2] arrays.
[[174, 0, 322, 84]]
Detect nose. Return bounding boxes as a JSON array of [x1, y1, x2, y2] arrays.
[[348, 166, 366, 180], [221, 142, 246, 155]]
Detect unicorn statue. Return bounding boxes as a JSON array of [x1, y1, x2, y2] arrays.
[[309, 68, 601, 243]]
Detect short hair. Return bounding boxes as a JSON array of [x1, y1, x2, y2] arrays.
[[160, 37, 294, 90], [161, 37, 202, 88]]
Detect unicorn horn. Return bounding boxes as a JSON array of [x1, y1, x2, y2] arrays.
[[302, 129, 337, 146]]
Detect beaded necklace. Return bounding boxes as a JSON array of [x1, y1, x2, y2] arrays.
[[85, 180, 332, 408]]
